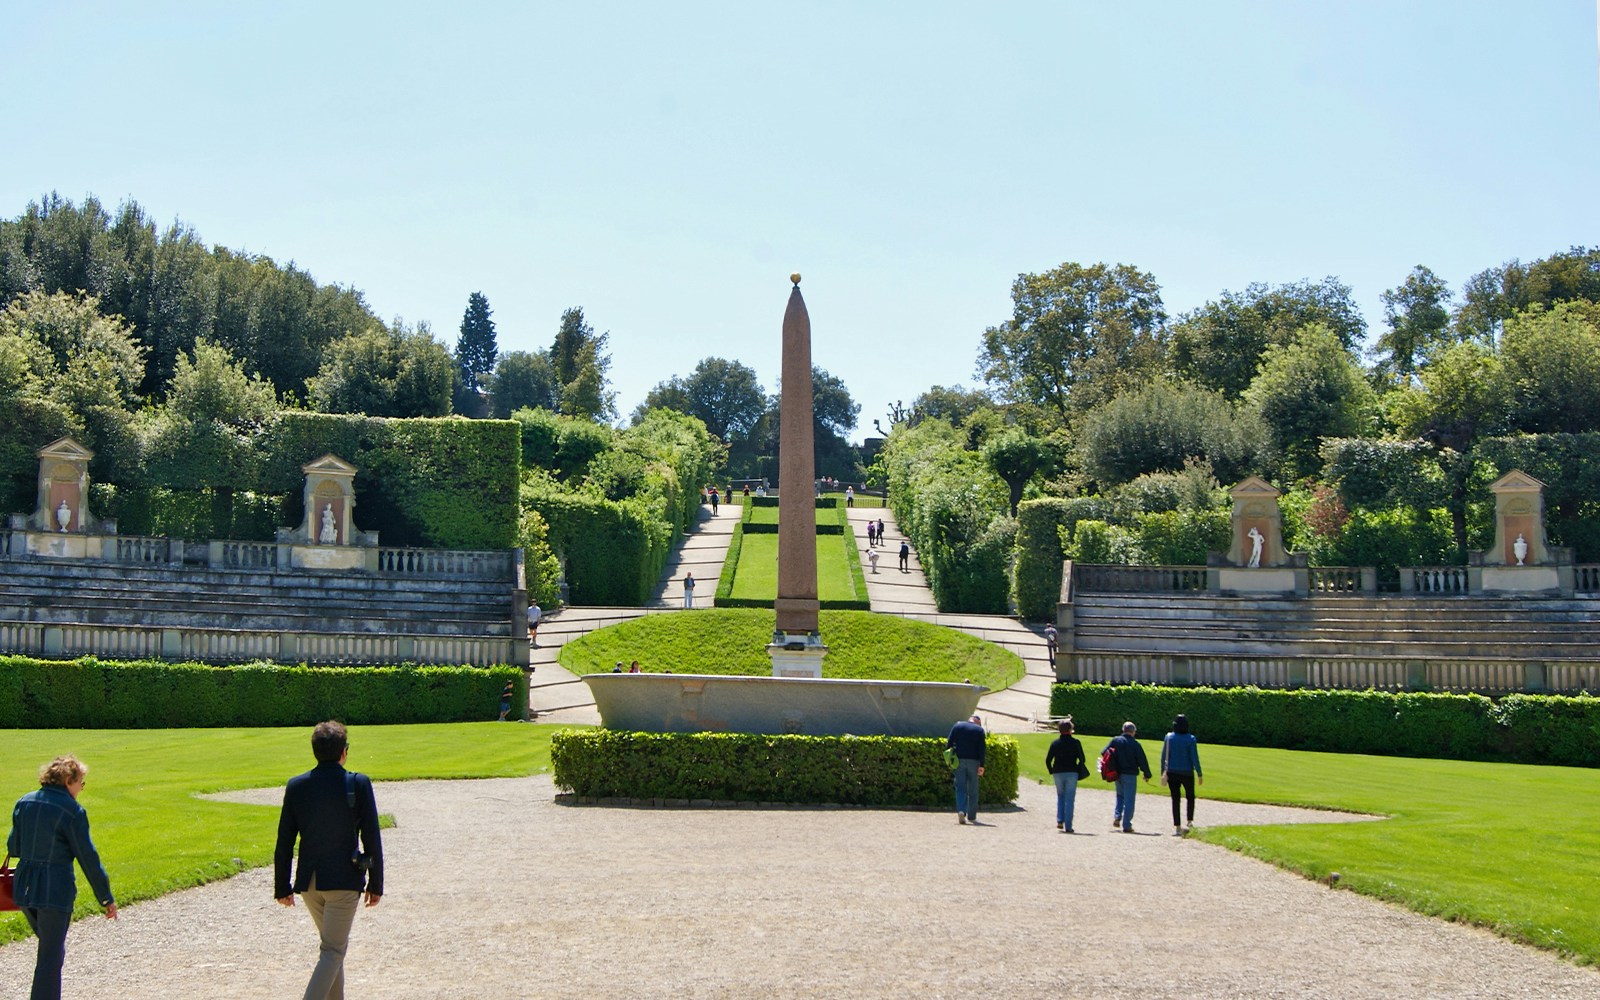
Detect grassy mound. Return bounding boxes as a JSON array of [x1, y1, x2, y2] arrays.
[[557, 609, 1023, 690]]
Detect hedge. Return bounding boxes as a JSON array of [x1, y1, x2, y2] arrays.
[[0, 656, 523, 729], [522, 487, 670, 606], [550, 729, 1019, 806], [1050, 682, 1600, 767], [1013, 498, 1112, 620]]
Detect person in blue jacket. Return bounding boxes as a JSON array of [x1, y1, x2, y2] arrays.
[[1161, 714, 1204, 836], [7, 754, 117, 1000]]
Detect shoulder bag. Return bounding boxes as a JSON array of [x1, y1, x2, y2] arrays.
[[0, 855, 17, 911]]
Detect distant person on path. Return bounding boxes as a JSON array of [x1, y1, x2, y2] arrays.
[[898, 540, 910, 572], [7, 754, 117, 1000], [612, 662, 623, 673], [946, 714, 987, 825], [527, 602, 541, 647], [498, 679, 516, 721], [1105, 721, 1152, 833], [867, 548, 879, 574], [683, 572, 696, 609], [876, 518, 885, 545], [845, 485, 854, 507], [1161, 714, 1204, 836], [1044, 718, 1088, 833], [742, 484, 750, 498], [275, 720, 383, 1000], [1044, 623, 1058, 666], [628, 660, 641, 673], [709, 487, 719, 514], [866, 520, 876, 546]]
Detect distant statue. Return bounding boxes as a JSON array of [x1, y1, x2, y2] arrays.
[[1247, 527, 1264, 568], [55, 500, 71, 532], [319, 503, 338, 544], [1513, 533, 1528, 566]]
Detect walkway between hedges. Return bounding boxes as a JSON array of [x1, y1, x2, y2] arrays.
[[529, 501, 1055, 731]]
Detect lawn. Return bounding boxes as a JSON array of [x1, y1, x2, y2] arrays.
[[728, 534, 858, 601], [744, 505, 830, 526], [1013, 731, 1600, 965], [0, 723, 565, 945], [558, 608, 1024, 689]]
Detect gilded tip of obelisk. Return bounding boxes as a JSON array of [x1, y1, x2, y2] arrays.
[[790, 272, 801, 286]]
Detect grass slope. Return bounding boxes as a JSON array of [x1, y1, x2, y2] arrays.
[[1013, 732, 1600, 965], [728, 534, 857, 601], [558, 608, 1024, 689]]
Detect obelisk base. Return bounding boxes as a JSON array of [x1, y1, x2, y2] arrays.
[[768, 630, 828, 679]]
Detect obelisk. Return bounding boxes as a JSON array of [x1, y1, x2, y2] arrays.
[[769, 273, 827, 677]]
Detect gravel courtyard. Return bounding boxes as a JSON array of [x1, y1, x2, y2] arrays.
[[1, 775, 1594, 999]]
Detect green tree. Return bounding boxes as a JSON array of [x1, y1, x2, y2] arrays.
[[977, 261, 1166, 420], [1454, 247, 1600, 345], [455, 291, 498, 412], [1167, 277, 1367, 398], [1244, 324, 1375, 478], [907, 384, 991, 429], [546, 307, 614, 420], [1375, 265, 1452, 382], [1076, 379, 1265, 487], [307, 320, 455, 417], [639, 357, 767, 441], [487, 350, 559, 417], [1499, 302, 1600, 433], [1385, 341, 1507, 449], [981, 428, 1058, 516]]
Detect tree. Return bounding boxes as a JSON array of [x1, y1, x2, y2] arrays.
[[306, 320, 454, 417], [455, 291, 498, 412], [977, 261, 1166, 420], [1374, 265, 1452, 382], [1454, 247, 1600, 345], [981, 428, 1059, 516], [487, 350, 558, 417], [1385, 340, 1507, 449], [907, 384, 991, 429], [1076, 380, 1265, 487], [1167, 277, 1367, 398], [1243, 324, 1375, 478], [548, 307, 614, 420], [1498, 302, 1600, 433], [639, 357, 767, 441]]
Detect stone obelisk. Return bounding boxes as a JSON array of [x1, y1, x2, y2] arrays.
[[769, 273, 827, 678]]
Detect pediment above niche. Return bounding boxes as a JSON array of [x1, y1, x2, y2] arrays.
[[1228, 475, 1280, 500], [37, 436, 95, 463], [301, 454, 357, 476], [1488, 469, 1545, 494]]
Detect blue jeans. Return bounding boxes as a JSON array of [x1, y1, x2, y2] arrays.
[[23, 906, 72, 1000], [1052, 772, 1079, 829], [953, 758, 981, 820], [1113, 773, 1139, 830]]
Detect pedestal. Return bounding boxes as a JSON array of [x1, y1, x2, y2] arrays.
[[767, 634, 828, 678]]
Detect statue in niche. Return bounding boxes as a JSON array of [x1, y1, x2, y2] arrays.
[[319, 503, 338, 544], [55, 500, 71, 532], [1513, 533, 1528, 566], [1247, 527, 1264, 568]]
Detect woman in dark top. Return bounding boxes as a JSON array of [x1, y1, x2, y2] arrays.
[[7, 755, 117, 1000], [1043, 718, 1088, 833], [1161, 714, 1204, 836]]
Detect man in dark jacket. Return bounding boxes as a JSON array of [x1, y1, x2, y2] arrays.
[[1105, 721, 1152, 833], [946, 714, 987, 825], [275, 721, 383, 1000]]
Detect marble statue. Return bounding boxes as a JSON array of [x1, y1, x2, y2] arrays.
[[1247, 526, 1264, 568], [1513, 533, 1528, 566], [55, 500, 71, 532], [319, 503, 338, 544]]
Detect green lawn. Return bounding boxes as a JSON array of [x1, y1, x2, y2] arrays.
[[1014, 732, 1600, 965], [728, 534, 858, 601], [744, 505, 832, 526], [559, 608, 1024, 688], [0, 723, 564, 945]]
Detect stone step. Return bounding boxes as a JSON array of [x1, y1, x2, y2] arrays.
[[1072, 632, 1599, 659]]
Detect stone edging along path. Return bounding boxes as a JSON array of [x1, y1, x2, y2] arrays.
[[2, 776, 1594, 999]]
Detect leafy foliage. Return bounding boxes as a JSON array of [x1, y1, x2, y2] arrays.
[[1244, 323, 1376, 479], [1076, 379, 1265, 487]]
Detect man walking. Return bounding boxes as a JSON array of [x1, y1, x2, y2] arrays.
[[276, 721, 383, 1000], [946, 714, 987, 825], [1105, 721, 1152, 833], [683, 572, 696, 609], [898, 539, 910, 572]]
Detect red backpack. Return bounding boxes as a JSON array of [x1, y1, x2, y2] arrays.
[[1098, 745, 1119, 782]]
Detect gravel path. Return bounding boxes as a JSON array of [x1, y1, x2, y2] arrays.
[[2, 777, 1594, 999]]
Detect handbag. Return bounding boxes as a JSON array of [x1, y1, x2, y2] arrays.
[[1, 855, 18, 912], [942, 747, 959, 770]]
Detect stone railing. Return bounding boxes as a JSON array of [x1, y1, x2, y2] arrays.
[[1399, 566, 1471, 595], [2, 620, 516, 668], [215, 540, 280, 570], [375, 547, 514, 579], [115, 535, 183, 565], [1074, 564, 1208, 593], [1576, 564, 1600, 594], [1306, 566, 1373, 594], [1060, 650, 1596, 695]]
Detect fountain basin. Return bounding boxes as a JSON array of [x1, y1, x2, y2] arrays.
[[583, 673, 985, 737]]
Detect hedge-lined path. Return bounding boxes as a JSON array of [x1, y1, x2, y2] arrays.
[[848, 506, 1055, 730], [4, 775, 1593, 999]]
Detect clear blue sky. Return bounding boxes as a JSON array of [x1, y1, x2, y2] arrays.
[[5, 2, 1598, 440]]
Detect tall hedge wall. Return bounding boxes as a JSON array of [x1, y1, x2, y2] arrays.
[[523, 487, 670, 605], [264, 412, 521, 549], [551, 729, 1019, 806], [1012, 497, 1114, 620], [0, 656, 523, 728], [1051, 682, 1600, 767]]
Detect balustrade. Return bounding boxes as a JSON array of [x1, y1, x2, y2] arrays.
[[1074, 564, 1208, 593], [115, 536, 179, 565], [1576, 564, 1600, 594], [1405, 566, 1470, 594]]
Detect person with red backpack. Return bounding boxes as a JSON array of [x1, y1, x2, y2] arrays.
[[1103, 721, 1152, 833]]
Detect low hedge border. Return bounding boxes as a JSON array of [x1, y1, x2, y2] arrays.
[[1051, 682, 1600, 767], [0, 656, 523, 729], [551, 729, 1019, 806]]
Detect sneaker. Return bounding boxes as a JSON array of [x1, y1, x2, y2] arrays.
[[1112, 820, 1122, 831], [1064, 828, 1074, 834], [1057, 821, 1064, 830], [958, 814, 966, 825], [1174, 827, 1183, 837], [1122, 827, 1135, 834], [1187, 822, 1195, 832]]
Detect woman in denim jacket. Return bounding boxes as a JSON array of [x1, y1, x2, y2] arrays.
[[1160, 715, 1204, 836]]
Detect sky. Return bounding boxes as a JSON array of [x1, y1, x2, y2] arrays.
[[4, 2, 1599, 442]]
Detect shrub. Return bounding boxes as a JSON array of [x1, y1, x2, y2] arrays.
[[550, 729, 1018, 806], [1012, 497, 1112, 621]]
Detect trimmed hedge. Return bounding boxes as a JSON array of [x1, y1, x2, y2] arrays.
[[0, 656, 523, 729], [1051, 682, 1600, 767], [550, 729, 1019, 806], [1013, 498, 1112, 620]]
